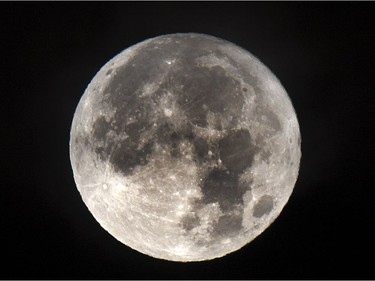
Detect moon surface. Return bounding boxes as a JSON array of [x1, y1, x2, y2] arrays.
[[70, 33, 301, 262]]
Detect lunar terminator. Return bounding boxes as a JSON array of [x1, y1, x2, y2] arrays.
[[70, 33, 301, 261]]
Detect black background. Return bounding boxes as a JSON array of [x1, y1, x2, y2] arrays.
[[2, 2, 374, 279]]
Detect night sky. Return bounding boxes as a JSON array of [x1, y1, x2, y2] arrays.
[[2, 2, 374, 279]]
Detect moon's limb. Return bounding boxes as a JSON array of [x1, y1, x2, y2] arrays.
[[70, 33, 301, 262]]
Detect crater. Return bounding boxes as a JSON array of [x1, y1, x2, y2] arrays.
[[253, 195, 274, 218]]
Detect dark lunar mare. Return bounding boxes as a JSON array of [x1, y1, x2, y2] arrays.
[[219, 129, 255, 175], [91, 108, 154, 176], [90, 34, 262, 240], [253, 195, 274, 218], [171, 65, 244, 128], [90, 34, 248, 177], [193, 130, 256, 239]]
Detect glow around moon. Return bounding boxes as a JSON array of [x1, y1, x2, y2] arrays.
[[70, 33, 301, 262]]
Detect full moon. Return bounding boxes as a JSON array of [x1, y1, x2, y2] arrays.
[[70, 33, 301, 262]]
